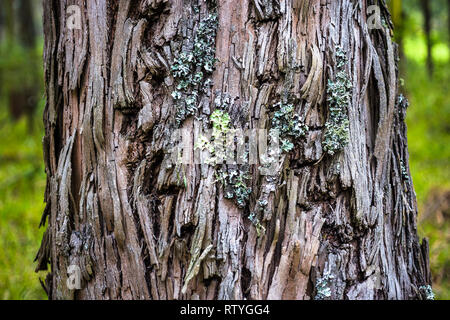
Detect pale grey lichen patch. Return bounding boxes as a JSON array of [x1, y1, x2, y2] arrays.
[[397, 93, 409, 121], [314, 271, 334, 300], [397, 93, 408, 107], [322, 46, 352, 155], [171, 12, 218, 125], [400, 160, 409, 181], [419, 285, 435, 300]]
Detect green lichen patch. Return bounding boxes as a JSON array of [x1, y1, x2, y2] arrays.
[[397, 93, 409, 121], [216, 168, 252, 208], [400, 160, 409, 181], [210, 109, 231, 135], [322, 47, 352, 155], [397, 93, 409, 108], [196, 110, 252, 209], [269, 101, 308, 153], [248, 212, 266, 237], [195, 109, 233, 165], [314, 272, 334, 300], [171, 13, 218, 125]]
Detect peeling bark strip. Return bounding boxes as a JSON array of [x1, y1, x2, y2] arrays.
[[37, 0, 432, 300]]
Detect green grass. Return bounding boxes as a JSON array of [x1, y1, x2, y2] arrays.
[[0, 105, 47, 300]]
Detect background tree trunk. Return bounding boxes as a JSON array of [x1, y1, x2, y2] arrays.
[[448, 0, 450, 50], [36, 0, 432, 300], [2, 0, 14, 44], [8, 0, 40, 126], [420, 0, 433, 76], [18, 0, 37, 48]]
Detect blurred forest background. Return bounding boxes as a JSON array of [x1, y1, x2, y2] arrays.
[[0, 0, 448, 300]]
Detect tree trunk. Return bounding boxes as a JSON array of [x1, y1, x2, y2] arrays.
[[36, 0, 432, 300]]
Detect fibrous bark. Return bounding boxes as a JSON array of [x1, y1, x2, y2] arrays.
[[36, 0, 432, 300]]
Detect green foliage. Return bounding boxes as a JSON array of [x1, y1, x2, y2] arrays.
[[0, 32, 46, 299], [322, 47, 351, 155], [0, 40, 43, 95], [0, 105, 47, 300], [403, 31, 450, 299], [401, 0, 450, 64], [405, 60, 450, 207]]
